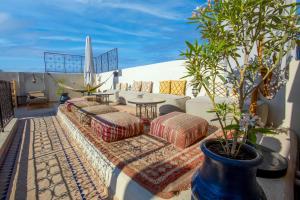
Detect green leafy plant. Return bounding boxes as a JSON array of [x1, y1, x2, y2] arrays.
[[182, 0, 299, 158], [56, 79, 66, 97]]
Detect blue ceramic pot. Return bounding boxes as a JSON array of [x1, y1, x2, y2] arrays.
[[60, 93, 70, 104], [192, 139, 265, 200]]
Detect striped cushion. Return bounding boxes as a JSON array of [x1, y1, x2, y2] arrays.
[[159, 80, 171, 94], [170, 80, 187, 96], [91, 112, 144, 142], [150, 112, 208, 149]]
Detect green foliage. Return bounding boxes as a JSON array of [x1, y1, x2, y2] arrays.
[[56, 79, 65, 97], [182, 0, 299, 158]]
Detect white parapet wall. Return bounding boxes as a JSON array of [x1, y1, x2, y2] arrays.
[[95, 60, 201, 97], [0, 72, 84, 101]]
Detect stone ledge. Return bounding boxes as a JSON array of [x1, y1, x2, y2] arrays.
[[0, 118, 18, 166]]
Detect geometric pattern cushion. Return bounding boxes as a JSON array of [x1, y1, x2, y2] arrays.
[[170, 80, 187, 96], [141, 81, 153, 93], [91, 112, 144, 142], [159, 80, 171, 94], [75, 105, 118, 125], [120, 83, 128, 91], [132, 81, 142, 92], [150, 112, 208, 149]]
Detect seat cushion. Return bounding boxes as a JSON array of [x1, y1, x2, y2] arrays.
[[120, 83, 128, 91], [159, 80, 171, 94], [75, 105, 119, 125], [66, 100, 100, 112], [27, 91, 45, 98], [141, 81, 153, 93], [116, 83, 121, 90], [132, 81, 142, 92], [150, 112, 208, 149], [170, 80, 187, 96], [91, 112, 144, 142]]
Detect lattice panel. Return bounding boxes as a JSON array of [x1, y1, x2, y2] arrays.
[[44, 48, 118, 73]]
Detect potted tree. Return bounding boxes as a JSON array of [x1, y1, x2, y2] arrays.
[[181, 0, 299, 199]]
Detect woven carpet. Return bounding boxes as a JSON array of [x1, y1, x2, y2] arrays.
[[59, 106, 220, 198]]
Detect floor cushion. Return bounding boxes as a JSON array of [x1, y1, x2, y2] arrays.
[[91, 112, 144, 142], [67, 100, 100, 112], [75, 105, 119, 125], [150, 112, 208, 149]]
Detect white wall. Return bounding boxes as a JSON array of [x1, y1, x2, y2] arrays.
[[96, 59, 300, 137], [0, 72, 84, 101], [96, 60, 200, 97], [268, 60, 300, 135]]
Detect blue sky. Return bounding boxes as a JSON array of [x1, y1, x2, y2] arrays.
[[0, 0, 204, 72]]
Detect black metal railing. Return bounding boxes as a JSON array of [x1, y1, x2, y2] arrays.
[[44, 48, 118, 73], [0, 80, 14, 132]]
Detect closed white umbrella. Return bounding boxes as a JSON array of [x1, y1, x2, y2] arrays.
[[84, 36, 95, 91]]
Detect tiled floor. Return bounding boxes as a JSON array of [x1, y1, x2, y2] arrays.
[[0, 105, 109, 200]]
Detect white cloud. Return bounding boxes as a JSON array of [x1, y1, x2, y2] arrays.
[[101, 2, 180, 20], [100, 24, 156, 37], [72, 0, 180, 20], [39, 35, 123, 45]]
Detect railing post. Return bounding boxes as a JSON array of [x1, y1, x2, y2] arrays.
[[64, 55, 66, 73], [0, 105, 3, 132], [107, 52, 109, 72], [116, 48, 119, 70]]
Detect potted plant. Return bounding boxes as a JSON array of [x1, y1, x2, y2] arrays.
[[56, 79, 70, 104], [181, 0, 299, 199]]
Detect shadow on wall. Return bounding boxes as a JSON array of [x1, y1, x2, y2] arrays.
[[288, 61, 300, 136], [266, 83, 286, 128]]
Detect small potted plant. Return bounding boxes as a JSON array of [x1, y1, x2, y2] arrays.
[[182, 0, 299, 199], [56, 79, 70, 104]]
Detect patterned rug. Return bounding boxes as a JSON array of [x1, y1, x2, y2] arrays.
[[59, 106, 220, 198]]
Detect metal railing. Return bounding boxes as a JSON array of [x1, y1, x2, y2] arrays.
[[0, 80, 14, 132], [44, 48, 118, 73]]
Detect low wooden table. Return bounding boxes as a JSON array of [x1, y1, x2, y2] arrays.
[[128, 97, 165, 120], [92, 92, 114, 105]]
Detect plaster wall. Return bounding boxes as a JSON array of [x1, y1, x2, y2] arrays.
[[0, 72, 84, 101], [95, 60, 199, 97]]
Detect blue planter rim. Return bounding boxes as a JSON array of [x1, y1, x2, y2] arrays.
[[201, 139, 263, 167]]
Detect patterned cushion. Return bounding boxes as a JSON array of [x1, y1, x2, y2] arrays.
[[67, 100, 100, 113], [116, 83, 121, 90], [141, 81, 153, 93], [170, 80, 187, 96], [75, 105, 118, 125], [150, 112, 208, 149], [65, 97, 86, 112], [132, 81, 142, 92], [120, 83, 128, 91], [91, 112, 144, 142], [159, 80, 171, 94]]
